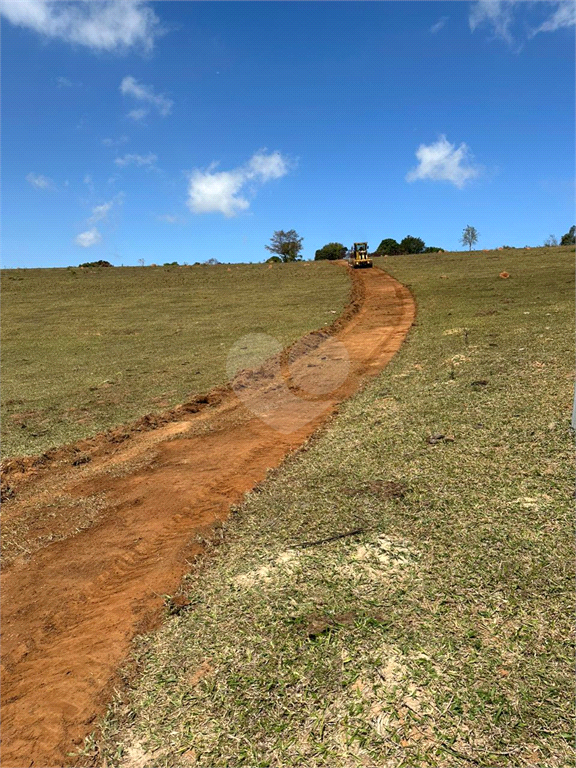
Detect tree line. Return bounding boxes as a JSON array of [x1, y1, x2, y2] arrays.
[[262, 224, 576, 265], [314, 235, 445, 260]]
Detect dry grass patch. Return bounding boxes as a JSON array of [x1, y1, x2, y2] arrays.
[[2, 262, 348, 457], [88, 246, 574, 768]]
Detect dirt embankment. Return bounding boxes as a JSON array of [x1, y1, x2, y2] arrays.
[[1, 266, 415, 768]]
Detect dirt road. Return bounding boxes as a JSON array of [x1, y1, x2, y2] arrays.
[[1, 267, 415, 768]]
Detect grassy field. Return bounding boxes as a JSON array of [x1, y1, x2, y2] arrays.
[[88, 246, 575, 768], [1, 262, 349, 458]]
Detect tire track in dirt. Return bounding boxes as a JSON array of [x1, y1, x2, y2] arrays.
[[1, 267, 415, 768]]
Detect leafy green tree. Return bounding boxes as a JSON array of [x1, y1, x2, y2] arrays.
[[561, 225, 575, 246], [423, 246, 445, 253], [460, 225, 479, 251], [376, 238, 401, 255], [314, 242, 346, 261], [265, 229, 304, 262], [400, 236, 425, 254], [79, 260, 113, 268]]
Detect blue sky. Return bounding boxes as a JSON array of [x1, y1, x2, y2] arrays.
[[2, 0, 574, 267]]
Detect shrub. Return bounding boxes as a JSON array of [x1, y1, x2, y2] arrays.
[[78, 260, 113, 268], [314, 242, 347, 261], [376, 238, 402, 255], [400, 236, 425, 254]]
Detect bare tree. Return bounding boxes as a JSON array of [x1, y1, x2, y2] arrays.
[[138, 258, 145, 267], [544, 234, 558, 247], [460, 225, 479, 251]]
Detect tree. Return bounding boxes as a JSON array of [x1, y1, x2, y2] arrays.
[[138, 258, 145, 267], [265, 229, 303, 262], [314, 242, 346, 261], [79, 260, 113, 268], [400, 236, 425, 254], [561, 225, 575, 246], [543, 235, 558, 247], [266, 255, 282, 264], [423, 246, 445, 253], [460, 225, 479, 251], [376, 238, 401, 255]]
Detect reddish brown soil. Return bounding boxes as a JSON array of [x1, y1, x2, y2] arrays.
[[1, 267, 415, 768]]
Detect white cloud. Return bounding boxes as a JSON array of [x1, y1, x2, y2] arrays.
[[0, 0, 162, 53], [187, 150, 291, 217], [532, 0, 576, 34], [469, 0, 515, 44], [26, 172, 52, 189], [114, 152, 157, 168], [120, 75, 172, 116], [87, 192, 124, 223], [102, 135, 129, 147], [127, 108, 148, 121], [188, 167, 248, 217], [470, 0, 576, 45], [430, 16, 448, 33], [75, 228, 102, 247], [406, 135, 480, 188], [156, 214, 178, 223], [88, 200, 113, 223], [56, 76, 72, 87], [246, 150, 290, 182]]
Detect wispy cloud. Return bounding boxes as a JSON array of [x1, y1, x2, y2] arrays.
[[56, 76, 73, 87], [88, 201, 113, 223], [470, 0, 576, 45], [75, 228, 102, 248], [88, 192, 124, 223], [83, 173, 94, 192], [187, 150, 292, 217], [114, 152, 158, 169], [120, 75, 173, 117], [156, 214, 178, 223], [430, 16, 448, 34], [532, 0, 576, 34], [406, 135, 480, 188], [102, 135, 129, 147], [127, 108, 148, 121], [0, 0, 163, 53], [26, 172, 53, 189]]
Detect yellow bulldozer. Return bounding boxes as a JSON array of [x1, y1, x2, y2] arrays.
[[350, 242, 373, 269]]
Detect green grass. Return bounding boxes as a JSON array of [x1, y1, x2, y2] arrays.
[[89, 246, 575, 768], [1, 262, 349, 458]]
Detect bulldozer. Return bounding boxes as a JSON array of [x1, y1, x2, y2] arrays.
[[350, 242, 373, 269]]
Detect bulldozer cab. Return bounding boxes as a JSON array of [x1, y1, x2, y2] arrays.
[[351, 242, 373, 268]]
